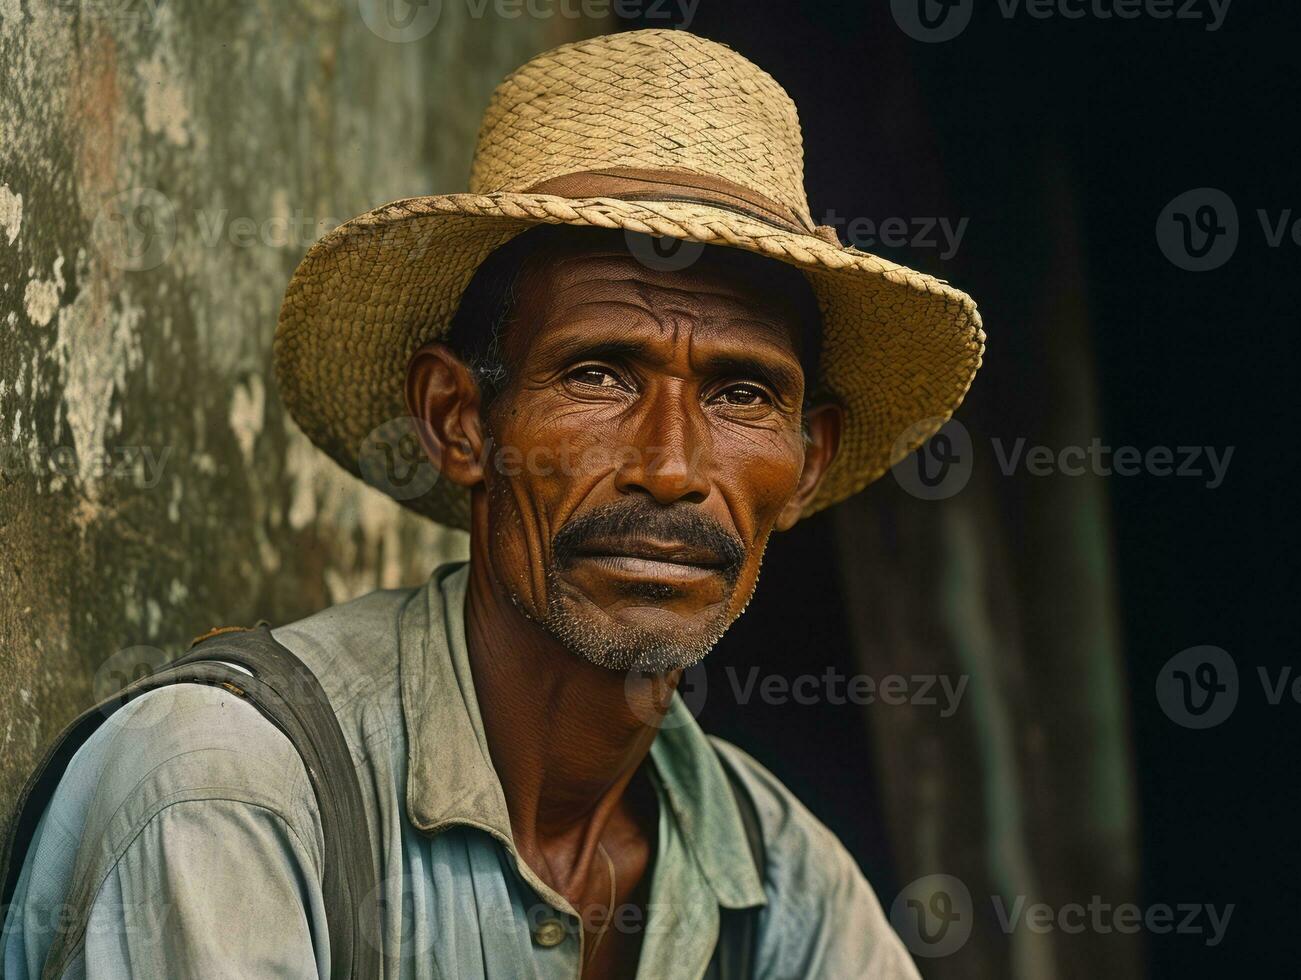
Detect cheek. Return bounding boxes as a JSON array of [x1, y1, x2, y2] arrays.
[[715, 428, 807, 533], [480, 401, 610, 607], [479, 410, 556, 613], [492, 393, 630, 502], [489, 399, 592, 497], [481, 469, 544, 613]]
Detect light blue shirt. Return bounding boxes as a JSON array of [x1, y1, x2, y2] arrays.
[[3, 562, 919, 978]]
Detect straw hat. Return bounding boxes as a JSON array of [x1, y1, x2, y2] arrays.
[[274, 30, 984, 530]]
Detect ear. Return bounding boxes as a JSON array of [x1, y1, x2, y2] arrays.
[[775, 401, 844, 531], [404, 342, 489, 488]]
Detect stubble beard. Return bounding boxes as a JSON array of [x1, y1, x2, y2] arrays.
[[537, 570, 740, 673], [530, 539, 767, 673]]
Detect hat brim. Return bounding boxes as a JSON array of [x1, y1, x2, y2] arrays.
[[274, 191, 985, 530]]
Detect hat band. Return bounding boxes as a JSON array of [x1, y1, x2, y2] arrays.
[[523, 167, 818, 237]]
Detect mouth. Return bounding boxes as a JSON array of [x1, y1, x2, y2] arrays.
[[568, 536, 727, 581]]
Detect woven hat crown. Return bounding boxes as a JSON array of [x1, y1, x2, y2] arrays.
[[469, 30, 811, 221]]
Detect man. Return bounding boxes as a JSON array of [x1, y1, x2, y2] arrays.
[[3, 29, 982, 979]]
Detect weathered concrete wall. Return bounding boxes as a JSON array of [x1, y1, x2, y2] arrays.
[[0, 0, 597, 819]]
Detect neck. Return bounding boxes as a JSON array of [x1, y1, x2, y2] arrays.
[[462, 549, 673, 893]]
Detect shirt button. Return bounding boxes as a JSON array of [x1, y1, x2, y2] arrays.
[[532, 918, 567, 947]]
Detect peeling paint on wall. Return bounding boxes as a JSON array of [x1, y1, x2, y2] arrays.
[[0, 1, 600, 818], [228, 374, 264, 467], [21, 256, 60, 326], [136, 44, 192, 148], [0, 183, 21, 245]]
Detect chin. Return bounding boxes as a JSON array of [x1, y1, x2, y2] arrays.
[[542, 589, 736, 674]]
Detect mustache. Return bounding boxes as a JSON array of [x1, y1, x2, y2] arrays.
[[551, 499, 747, 583]]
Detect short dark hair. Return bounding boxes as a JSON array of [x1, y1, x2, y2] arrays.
[[443, 224, 824, 407]]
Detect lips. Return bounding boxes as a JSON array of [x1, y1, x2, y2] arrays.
[[571, 536, 726, 570]]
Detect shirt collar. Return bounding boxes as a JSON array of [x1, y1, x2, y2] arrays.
[[400, 561, 766, 911]]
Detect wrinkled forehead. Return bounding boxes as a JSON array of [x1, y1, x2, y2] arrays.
[[506, 247, 814, 364]]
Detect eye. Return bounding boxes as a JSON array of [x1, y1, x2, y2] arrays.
[[713, 383, 772, 407], [565, 364, 626, 390]]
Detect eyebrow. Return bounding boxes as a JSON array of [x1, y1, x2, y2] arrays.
[[542, 336, 804, 397]]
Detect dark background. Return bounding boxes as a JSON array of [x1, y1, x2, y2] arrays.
[[626, 2, 1298, 977]]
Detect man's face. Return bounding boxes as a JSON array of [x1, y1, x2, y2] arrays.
[[432, 244, 839, 672]]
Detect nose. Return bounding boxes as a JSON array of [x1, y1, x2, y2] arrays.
[[612, 386, 711, 506]]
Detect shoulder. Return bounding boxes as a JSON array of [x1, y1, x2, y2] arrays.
[[270, 584, 417, 703], [709, 736, 861, 897], [9, 686, 331, 978], [267, 584, 421, 774], [710, 737, 845, 860], [83, 584, 418, 834], [60, 683, 324, 873], [7, 585, 425, 974], [709, 737, 921, 980], [69, 584, 418, 855]]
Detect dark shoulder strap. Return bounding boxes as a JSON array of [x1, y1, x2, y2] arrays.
[[0, 626, 380, 980], [703, 747, 767, 980]]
